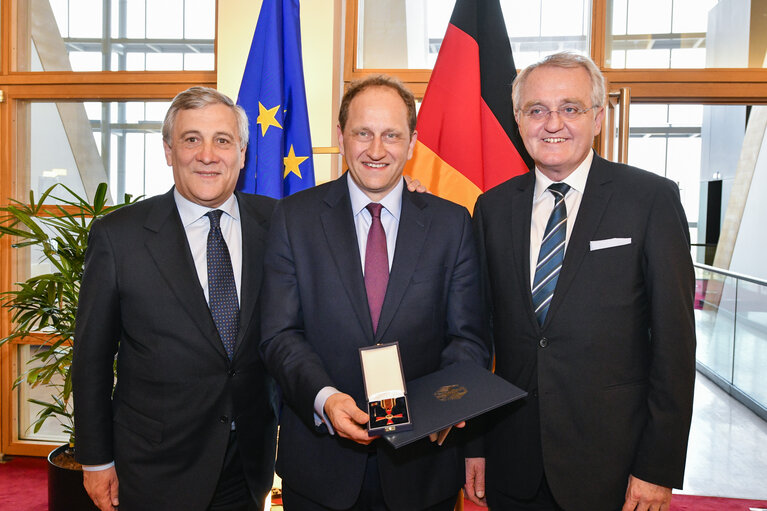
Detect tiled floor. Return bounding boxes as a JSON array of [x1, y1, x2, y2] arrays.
[[677, 373, 767, 500]]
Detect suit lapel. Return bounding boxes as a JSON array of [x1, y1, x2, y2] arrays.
[[144, 190, 227, 359], [234, 192, 269, 355], [546, 156, 614, 323], [320, 175, 375, 341], [375, 187, 429, 341], [509, 173, 539, 327]]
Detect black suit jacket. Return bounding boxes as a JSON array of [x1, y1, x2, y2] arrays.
[[72, 189, 278, 511], [473, 155, 696, 511], [260, 175, 490, 510]]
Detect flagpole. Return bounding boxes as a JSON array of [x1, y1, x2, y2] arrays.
[[312, 147, 340, 154]]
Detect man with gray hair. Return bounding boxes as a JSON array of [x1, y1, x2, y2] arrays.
[[73, 86, 279, 511], [466, 52, 696, 510]]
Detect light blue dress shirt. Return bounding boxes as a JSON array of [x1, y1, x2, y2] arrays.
[[313, 176, 405, 434], [174, 189, 243, 304]]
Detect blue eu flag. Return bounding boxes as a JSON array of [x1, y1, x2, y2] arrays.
[[236, 0, 314, 198]]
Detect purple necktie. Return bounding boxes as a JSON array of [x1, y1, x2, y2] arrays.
[[365, 203, 389, 333]]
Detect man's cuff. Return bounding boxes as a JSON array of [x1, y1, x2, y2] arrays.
[[82, 461, 115, 471], [314, 386, 340, 435]]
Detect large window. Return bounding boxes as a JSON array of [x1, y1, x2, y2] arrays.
[[356, 0, 591, 70], [18, 0, 215, 72], [623, 103, 751, 250], [607, 0, 767, 69], [23, 100, 172, 203], [1, 0, 216, 456], [627, 104, 703, 242]]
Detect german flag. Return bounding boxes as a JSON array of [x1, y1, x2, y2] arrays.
[[404, 0, 532, 211]]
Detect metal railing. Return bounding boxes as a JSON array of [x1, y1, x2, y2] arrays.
[[693, 263, 767, 421]]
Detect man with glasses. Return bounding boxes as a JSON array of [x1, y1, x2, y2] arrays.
[[466, 52, 696, 511]]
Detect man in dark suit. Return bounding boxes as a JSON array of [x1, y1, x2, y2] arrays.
[[260, 75, 490, 510], [72, 87, 278, 511], [465, 53, 696, 511]]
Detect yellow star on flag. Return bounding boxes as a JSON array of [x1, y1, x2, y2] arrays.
[[257, 102, 282, 136], [283, 144, 309, 179]]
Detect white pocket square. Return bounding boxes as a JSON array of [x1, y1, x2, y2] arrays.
[[590, 237, 631, 251]]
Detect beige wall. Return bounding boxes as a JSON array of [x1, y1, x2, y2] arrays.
[[217, 0, 341, 185]]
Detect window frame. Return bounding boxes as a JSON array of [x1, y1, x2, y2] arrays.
[[0, 0, 217, 456], [344, 0, 767, 104]]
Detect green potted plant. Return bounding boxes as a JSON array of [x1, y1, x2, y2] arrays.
[[0, 182, 138, 510]]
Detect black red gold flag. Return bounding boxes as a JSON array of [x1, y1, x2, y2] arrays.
[[404, 0, 532, 210]]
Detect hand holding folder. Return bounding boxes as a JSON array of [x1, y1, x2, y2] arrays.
[[385, 362, 527, 449], [428, 421, 467, 446]]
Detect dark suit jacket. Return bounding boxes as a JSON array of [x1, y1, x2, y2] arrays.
[[260, 175, 490, 510], [72, 189, 278, 511], [473, 155, 696, 511]]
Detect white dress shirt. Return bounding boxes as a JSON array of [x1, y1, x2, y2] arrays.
[[529, 150, 593, 288], [174, 189, 243, 304]]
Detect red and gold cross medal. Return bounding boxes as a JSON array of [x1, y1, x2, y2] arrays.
[[374, 398, 403, 425]]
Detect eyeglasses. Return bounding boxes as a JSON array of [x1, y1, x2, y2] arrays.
[[520, 105, 597, 121]]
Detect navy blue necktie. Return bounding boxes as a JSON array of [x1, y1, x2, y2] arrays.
[[206, 210, 239, 359], [532, 183, 571, 326]]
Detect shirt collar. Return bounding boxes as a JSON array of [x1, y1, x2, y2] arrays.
[[173, 188, 240, 227], [347, 173, 404, 221], [533, 149, 593, 202]]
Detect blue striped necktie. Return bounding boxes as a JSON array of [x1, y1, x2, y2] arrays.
[[532, 183, 571, 326], [206, 209, 239, 359]]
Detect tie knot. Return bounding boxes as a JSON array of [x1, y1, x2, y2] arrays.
[[366, 203, 383, 219], [206, 209, 224, 228], [548, 182, 570, 200]]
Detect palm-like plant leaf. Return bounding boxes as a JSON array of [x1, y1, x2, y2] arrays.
[[0, 182, 140, 447]]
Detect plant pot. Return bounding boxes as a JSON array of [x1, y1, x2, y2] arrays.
[[48, 444, 100, 511]]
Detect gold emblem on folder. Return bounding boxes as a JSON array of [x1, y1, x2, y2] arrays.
[[434, 384, 467, 401]]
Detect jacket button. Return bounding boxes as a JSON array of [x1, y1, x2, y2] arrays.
[[228, 369, 236, 377], [219, 415, 228, 424], [539, 338, 548, 348]]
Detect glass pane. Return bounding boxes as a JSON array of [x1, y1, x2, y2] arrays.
[[505, 0, 591, 68], [695, 269, 735, 381], [184, 0, 216, 39], [17, 0, 214, 71], [147, 0, 184, 39], [628, 104, 702, 227], [357, 0, 592, 70], [733, 280, 767, 409], [626, 103, 751, 252], [19, 100, 172, 205], [68, 0, 103, 38], [606, 0, 767, 69], [17, 345, 70, 443]]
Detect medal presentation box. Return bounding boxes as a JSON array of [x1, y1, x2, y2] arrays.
[[359, 342, 413, 436], [384, 361, 527, 449]]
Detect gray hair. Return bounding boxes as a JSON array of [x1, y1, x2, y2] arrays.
[[512, 52, 606, 112], [162, 86, 249, 149]]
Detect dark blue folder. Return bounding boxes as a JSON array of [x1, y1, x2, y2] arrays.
[[383, 361, 527, 448]]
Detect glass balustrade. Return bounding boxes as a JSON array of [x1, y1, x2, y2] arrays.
[[694, 263, 767, 420]]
